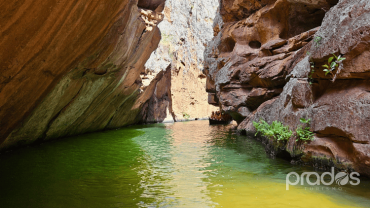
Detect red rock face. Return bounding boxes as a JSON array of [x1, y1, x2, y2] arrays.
[[205, 0, 329, 123], [0, 0, 166, 151], [206, 0, 370, 176]]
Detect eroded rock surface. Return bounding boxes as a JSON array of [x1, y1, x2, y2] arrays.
[[144, 0, 219, 121], [0, 0, 166, 151], [206, 0, 370, 176], [204, 0, 331, 123], [140, 65, 175, 123]]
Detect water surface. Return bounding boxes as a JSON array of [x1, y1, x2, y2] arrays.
[[1, 120, 369, 207]]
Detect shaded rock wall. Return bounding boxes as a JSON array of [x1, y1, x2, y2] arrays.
[[140, 65, 175, 123], [143, 0, 219, 121], [205, 0, 370, 176], [0, 0, 166, 151]]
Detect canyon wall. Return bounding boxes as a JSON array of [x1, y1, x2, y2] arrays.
[[0, 0, 166, 151], [143, 0, 219, 122], [205, 0, 370, 176]]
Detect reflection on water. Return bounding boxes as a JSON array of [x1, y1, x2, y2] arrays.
[[133, 121, 370, 208], [0, 120, 370, 207]]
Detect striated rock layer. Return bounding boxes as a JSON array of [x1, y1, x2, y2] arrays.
[[0, 0, 166, 151], [205, 0, 370, 176]]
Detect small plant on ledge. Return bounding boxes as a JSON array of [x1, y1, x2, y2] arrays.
[[299, 118, 310, 124], [295, 118, 314, 142], [322, 54, 346, 82]]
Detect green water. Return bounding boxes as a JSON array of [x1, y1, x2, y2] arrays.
[[1, 120, 370, 207]]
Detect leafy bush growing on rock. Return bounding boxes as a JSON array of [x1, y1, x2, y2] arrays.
[[322, 54, 346, 76], [299, 118, 310, 124], [295, 118, 314, 142], [308, 52, 346, 84], [253, 118, 315, 143], [253, 119, 270, 135], [253, 120, 293, 141]]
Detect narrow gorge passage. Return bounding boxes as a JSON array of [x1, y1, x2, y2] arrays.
[[1, 0, 370, 207]]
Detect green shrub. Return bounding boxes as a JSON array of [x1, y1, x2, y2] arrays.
[[253, 119, 293, 141], [253, 118, 315, 143], [299, 118, 310, 124], [322, 54, 346, 76], [295, 118, 314, 142], [253, 119, 270, 135], [296, 126, 314, 142]]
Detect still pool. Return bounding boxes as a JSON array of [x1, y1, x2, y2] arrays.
[[1, 120, 370, 207]]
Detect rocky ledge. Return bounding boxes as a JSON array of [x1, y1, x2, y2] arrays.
[[204, 0, 370, 176]]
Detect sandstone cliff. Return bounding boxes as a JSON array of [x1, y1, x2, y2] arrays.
[[0, 0, 166, 151], [205, 0, 370, 176], [142, 0, 219, 122]]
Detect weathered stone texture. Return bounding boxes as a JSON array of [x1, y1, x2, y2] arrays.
[[0, 0, 166, 151], [206, 0, 370, 176], [144, 0, 219, 121], [204, 0, 328, 123]]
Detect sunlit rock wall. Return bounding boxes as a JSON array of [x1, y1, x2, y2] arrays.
[[143, 0, 219, 121]]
